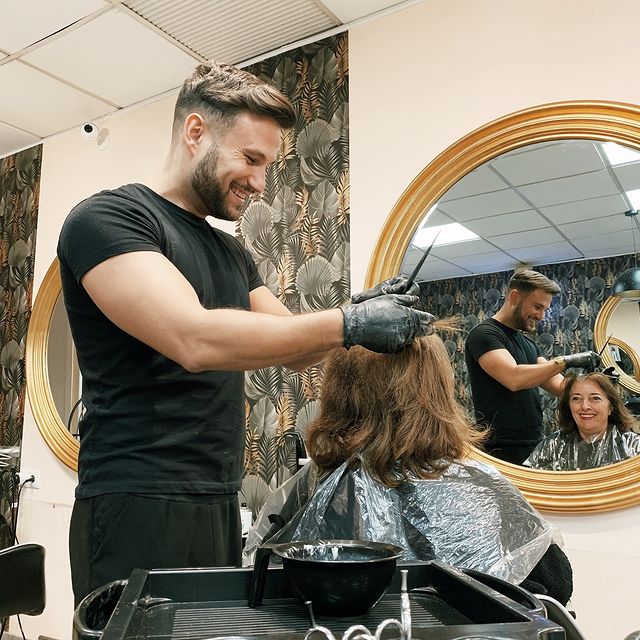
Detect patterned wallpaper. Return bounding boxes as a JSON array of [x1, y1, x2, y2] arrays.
[[419, 254, 638, 435], [0, 145, 41, 544], [238, 34, 349, 513]]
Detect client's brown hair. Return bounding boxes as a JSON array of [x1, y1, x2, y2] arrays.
[[307, 320, 486, 487]]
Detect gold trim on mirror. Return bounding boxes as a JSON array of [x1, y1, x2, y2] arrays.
[[366, 100, 640, 513], [26, 259, 78, 471], [594, 297, 640, 394]]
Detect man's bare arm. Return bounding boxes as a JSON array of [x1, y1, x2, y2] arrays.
[[81, 251, 344, 372], [478, 348, 565, 392]]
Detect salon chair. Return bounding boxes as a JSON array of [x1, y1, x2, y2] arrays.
[[535, 594, 586, 640], [0, 543, 46, 620]]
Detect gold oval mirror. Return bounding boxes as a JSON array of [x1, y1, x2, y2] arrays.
[[366, 100, 640, 513], [26, 258, 79, 471]]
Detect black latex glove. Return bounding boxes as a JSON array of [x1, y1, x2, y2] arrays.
[[563, 350, 601, 371], [341, 294, 435, 353], [601, 365, 621, 384], [350, 274, 421, 304]]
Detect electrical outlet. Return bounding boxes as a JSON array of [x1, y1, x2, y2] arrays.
[[17, 469, 39, 489]]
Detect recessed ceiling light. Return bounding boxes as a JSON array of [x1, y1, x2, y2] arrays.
[[602, 142, 640, 166], [413, 222, 479, 249]]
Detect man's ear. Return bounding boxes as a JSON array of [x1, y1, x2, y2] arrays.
[[508, 288, 520, 305], [183, 113, 206, 152]]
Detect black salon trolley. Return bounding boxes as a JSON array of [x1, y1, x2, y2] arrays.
[[73, 560, 565, 640]]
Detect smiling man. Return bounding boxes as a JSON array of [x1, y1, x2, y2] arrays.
[[464, 269, 600, 465], [58, 61, 433, 606]]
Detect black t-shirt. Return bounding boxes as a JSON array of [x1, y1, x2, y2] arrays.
[[57, 183, 264, 498], [464, 318, 543, 446]]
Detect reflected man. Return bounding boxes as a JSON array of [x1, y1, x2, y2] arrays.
[[464, 270, 600, 465]]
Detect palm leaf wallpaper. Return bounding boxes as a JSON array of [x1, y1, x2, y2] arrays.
[[419, 254, 638, 436], [0, 146, 41, 538], [238, 35, 349, 515]]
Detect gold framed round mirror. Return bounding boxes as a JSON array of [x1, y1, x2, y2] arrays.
[[366, 100, 640, 513], [26, 258, 78, 471], [594, 296, 640, 393]]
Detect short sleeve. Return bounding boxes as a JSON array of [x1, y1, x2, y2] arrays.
[[466, 324, 507, 362], [57, 190, 163, 283]]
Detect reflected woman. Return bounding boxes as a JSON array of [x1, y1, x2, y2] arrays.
[[524, 373, 640, 471]]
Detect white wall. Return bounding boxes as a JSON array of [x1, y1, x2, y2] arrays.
[[15, 1, 640, 638], [349, 1, 640, 639]]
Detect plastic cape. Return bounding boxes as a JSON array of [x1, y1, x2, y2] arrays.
[[242, 458, 553, 586], [523, 425, 640, 471]]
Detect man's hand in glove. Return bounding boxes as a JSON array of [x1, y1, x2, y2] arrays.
[[350, 275, 421, 304], [341, 294, 435, 353], [562, 351, 602, 371]]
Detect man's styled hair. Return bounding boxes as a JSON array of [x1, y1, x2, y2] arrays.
[[171, 60, 296, 142], [307, 322, 486, 487], [558, 372, 640, 434], [507, 269, 560, 295]]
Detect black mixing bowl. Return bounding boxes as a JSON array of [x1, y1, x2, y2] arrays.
[[248, 539, 404, 617]]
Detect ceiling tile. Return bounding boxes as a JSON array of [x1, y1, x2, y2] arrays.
[[517, 169, 619, 208], [490, 227, 564, 251], [540, 194, 627, 225], [559, 214, 632, 240], [572, 230, 635, 256], [464, 210, 547, 236], [432, 238, 497, 260], [0, 61, 112, 137], [452, 251, 519, 273], [439, 189, 530, 223], [612, 161, 640, 192], [318, 0, 406, 23], [0, 0, 106, 53], [509, 241, 583, 266], [492, 140, 605, 186], [416, 262, 471, 282], [416, 208, 454, 230], [22, 9, 199, 107], [0, 122, 40, 157], [439, 164, 508, 201]]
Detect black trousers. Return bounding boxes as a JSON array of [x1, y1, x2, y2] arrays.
[[69, 493, 242, 607]]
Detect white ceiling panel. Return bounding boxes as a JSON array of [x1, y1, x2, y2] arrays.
[[464, 210, 547, 236], [0, 61, 112, 137], [492, 140, 605, 186], [415, 262, 472, 282], [540, 194, 628, 225], [432, 238, 497, 260], [559, 214, 632, 240], [572, 230, 634, 255], [612, 161, 640, 192], [517, 170, 619, 208], [490, 227, 564, 251], [0, 121, 39, 157], [439, 165, 508, 201], [439, 189, 530, 223], [509, 242, 583, 266], [22, 9, 199, 107], [0, 0, 107, 53], [453, 252, 518, 272], [319, 0, 407, 23]]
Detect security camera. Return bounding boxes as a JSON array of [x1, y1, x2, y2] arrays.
[[80, 122, 98, 140]]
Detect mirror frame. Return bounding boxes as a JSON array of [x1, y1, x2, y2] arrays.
[[594, 296, 640, 393], [26, 258, 78, 471], [366, 100, 640, 513]]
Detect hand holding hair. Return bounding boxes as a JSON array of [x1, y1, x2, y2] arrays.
[[341, 294, 435, 353], [562, 350, 601, 371]]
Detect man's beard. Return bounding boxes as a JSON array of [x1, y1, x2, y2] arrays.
[[191, 144, 235, 221], [513, 301, 533, 332]]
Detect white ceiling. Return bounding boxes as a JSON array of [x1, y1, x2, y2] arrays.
[[401, 140, 640, 281], [0, 0, 416, 158]]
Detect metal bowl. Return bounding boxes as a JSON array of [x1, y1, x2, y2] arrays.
[[250, 539, 404, 617]]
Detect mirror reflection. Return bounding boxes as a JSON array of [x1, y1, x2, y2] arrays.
[[47, 294, 82, 439], [400, 139, 640, 471]]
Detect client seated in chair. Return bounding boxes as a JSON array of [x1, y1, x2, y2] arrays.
[[243, 324, 573, 605]]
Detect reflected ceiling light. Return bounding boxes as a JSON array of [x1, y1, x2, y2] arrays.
[[626, 188, 640, 211], [612, 209, 640, 300], [602, 142, 640, 166], [414, 223, 478, 249]]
